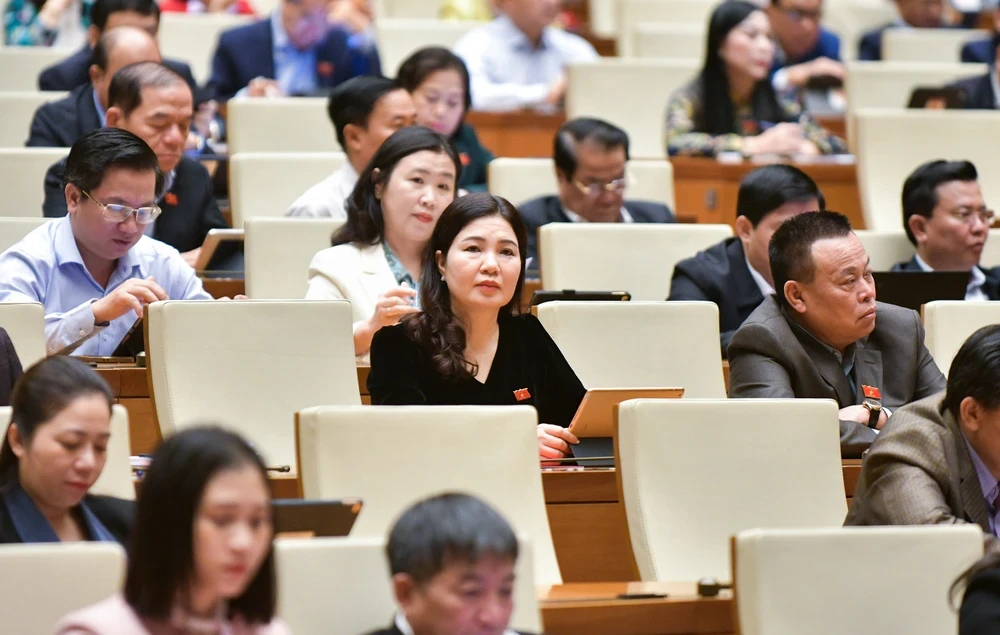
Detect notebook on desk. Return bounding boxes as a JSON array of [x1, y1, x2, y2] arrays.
[[568, 388, 685, 466], [273, 499, 363, 538], [872, 271, 969, 312]]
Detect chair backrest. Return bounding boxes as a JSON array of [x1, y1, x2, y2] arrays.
[[0, 49, 67, 91], [376, 0, 442, 18], [488, 158, 675, 209], [376, 19, 479, 77], [589, 0, 617, 37], [227, 98, 339, 154], [536, 301, 725, 397], [854, 108, 1000, 230], [147, 300, 360, 470], [0, 302, 45, 367], [538, 223, 733, 299], [158, 13, 254, 84], [0, 543, 126, 634], [0, 148, 68, 216], [295, 405, 561, 584], [922, 300, 1000, 377], [632, 23, 705, 61], [980, 229, 1000, 268], [275, 535, 542, 635], [852, 229, 915, 271], [617, 0, 715, 55], [566, 58, 699, 159], [822, 0, 898, 61], [735, 526, 983, 635], [0, 217, 47, 253], [228, 152, 347, 228], [245, 218, 344, 299], [617, 398, 847, 581], [0, 96, 67, 150], [882, 28, 990, 63]]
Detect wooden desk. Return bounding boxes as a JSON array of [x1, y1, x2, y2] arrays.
[[200, 277, 245, 299], [467, 110, 565, 158], [96, 366, 160, 456], [539, 581, 733, 635]]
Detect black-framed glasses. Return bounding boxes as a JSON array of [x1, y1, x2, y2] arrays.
[[83, 191, 162, 225]]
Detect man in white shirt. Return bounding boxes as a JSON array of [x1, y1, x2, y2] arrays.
[[453, 0, 598, 112], [892, 160, 1000, 301], [286, 75, 416, 218]]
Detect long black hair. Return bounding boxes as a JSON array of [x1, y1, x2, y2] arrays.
[[697, 0, 792, 135], [403, 192, 528, 379]]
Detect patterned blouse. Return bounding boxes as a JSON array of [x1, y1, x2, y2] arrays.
[[4, 0, 90, 45], [664, 78, 846, 157]]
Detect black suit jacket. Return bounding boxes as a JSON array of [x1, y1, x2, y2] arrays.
[[948, 72, 996, 109], [891, 255, 1000, 299], [668, 237, 765, 356], [961, 34, 999, 64], [517, 195, 675, 273], [26, 83, 102, 148], [364, 622, 534, 635], [43, 155, 228, 253], [0, 493, 134, 545], [38, 45, 200, 100], [0, 328, 23, 408], [857, 23, 890, 61]]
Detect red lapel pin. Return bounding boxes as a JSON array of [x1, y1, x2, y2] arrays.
[[317, 61, 335, 77], [513, 388, 531, 401], [164, 192, 178, 206], [862, 385, 881, 400]]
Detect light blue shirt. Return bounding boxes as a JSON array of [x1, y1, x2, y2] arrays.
[[963, 435, 1000, 536], [0, 216, 211, 356], [453, 14, 598, 111], [91, 88, 107, 127], [270, 9, 319, 96]]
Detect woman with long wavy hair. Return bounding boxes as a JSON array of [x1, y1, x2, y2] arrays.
[[366, 192, 586, 460]]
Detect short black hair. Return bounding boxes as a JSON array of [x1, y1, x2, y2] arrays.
[[124, 426, 277, 623], [553, 117, 630, 181], [387, 493, 518, 585], [901, 160, 979, 245], [108, 61, 189, 118], [943, 325, 1000, 421], [64, 127, 164, 200], [395, 46, 472, 116], [327, 75, 399, 149], [90, 0, 160, 32], [769, 210, 854, 307], [737, 165, 825, 227]]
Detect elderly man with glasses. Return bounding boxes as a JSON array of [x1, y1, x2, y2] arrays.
[[0, 127, 214, 356], [517, 117, 675, 273], [892, 160, 1000, 301]]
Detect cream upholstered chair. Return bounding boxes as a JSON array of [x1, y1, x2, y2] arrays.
[[632, 23, 706, 61], [228, 152, 347, 227], [0, 49, 67, 91], [0, 98, 67, 150], [536, 301, 725, 397], [244, 218, 344, 299], [882, 28, 990, 63], [275, 536, 542, 635], [0, 217, 47, 252], [295, 405, 561, 584], [589, 0, 617, 37], [822, 0, 898, 61], [158, 13, 254, 83], [566, 58, 698, 159], [147, 300, 360, 471], [617, 398, 847, 581], [0, 302, 45, 366], [617, 0, 715, 55], [0, 543, 125, 633], [538, 223, 733, 300], [734, 526, 983, 635], [980, 229, 1000, 268], [376, 19, 479, 77], [227, 98, 339, 154], [373, 0, 441, 18], [488, 158, 675, 209], [852, 230, 915, 270], [854, 109, 1000, 230], [922, 301, 1000, 377], [0, 148, 68, 215]]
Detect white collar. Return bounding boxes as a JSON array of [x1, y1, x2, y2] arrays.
[[562, 206, 633, 223], [744, 256, 775, 296], [394, 612, 518, 635]]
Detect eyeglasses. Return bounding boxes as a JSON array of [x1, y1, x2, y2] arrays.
[[572, 177, 628, 198], [83, 191, 162, 225], [777, 5, 823, 22], [947, 208, 996, 226]]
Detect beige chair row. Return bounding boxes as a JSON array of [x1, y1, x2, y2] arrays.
[[0, 93, 66, 149], [376, 18, 479, 78], [157, 13, 254, 85]]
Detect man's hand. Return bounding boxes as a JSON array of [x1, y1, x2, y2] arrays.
[[840, 404, 887, 430], [92, 277, 168, 323], [181, 248, 201, 269], [785, 57, 846, 88], [247, 77, 283, 98]]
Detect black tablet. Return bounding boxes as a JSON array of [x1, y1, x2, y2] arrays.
[[111, 317, 145, 358], [273, 499, 363, 538], [530, 290, 631, 307]]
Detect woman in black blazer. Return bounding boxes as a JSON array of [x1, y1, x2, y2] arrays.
[[0, 356, 133, 545]]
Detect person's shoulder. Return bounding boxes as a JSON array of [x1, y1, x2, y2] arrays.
[[371, 322, 419, 356], [453, 21, 494, 51], [162, 57, 195, 79], [2, 218, 59, 261], [53, 593, 142, 634], [623, 199, 674, 223], [517, 196, 561, 226], [547, 25, 598, 55], [174, 157, 213, 195], [873, 300, 920, 330], [674, 236, 736, 274], [890, 256, 918, 272], [38, 86, 80, 114], [220, 17, 269, 44], [309, 242, 367, 272]]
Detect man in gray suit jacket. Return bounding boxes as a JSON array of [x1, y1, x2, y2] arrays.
[[728, 211, 945, 457], [845, 325, 1000, 549]]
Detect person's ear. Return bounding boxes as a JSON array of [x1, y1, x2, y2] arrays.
[[435, 249, 446, 277], [105, 106, 124, 129], [344, 123, 364, 153], [908, 214, 929, 245], [88, 64, 102, 86], [735, 215, 754, 243], [65, 183, 84, 215], [960, 396, 982, 433], [86, 24, 100, 47], [372, 168, 383, 199], [7, 424, 26, 460], [392, 573, 417, 607], [784, 280, 807, 314]]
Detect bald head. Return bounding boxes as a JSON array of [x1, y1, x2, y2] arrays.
[[89, 26, 161, 110]]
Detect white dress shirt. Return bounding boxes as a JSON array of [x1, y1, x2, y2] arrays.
[[453, 14, 598, 111], [745, 257, 776, 297], [285, 162, 358, 219], [913, 253, 988, 301]]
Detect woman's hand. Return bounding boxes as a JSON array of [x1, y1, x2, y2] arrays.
[[744, 123, 805, 156], [367, 286, 419, 332], [537, 424, 579, 460], [38, 0, 75, 29]]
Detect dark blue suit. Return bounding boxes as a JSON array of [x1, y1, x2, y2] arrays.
[[772, 28, 841, 74], [38, 45, 199, 98], [858, 23, 963, 61], [26, 83, 102, 148], [961, 34, 1000, 64], [948, 71, 996, 109], [205, 18, 379, 101], [891, 255, 1000, 299]]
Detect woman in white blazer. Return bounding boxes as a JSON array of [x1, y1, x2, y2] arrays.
[[306, 126, 462, 356]]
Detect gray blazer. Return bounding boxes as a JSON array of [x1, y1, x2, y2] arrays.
[[844, 393, 996, 550], [728, 296, 946, 457]]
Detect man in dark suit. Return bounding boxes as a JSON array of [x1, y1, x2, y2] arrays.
[[857, 0, 946, 60], [669, 165, 823, 356], [27, 26, 161, 148], [517, 117, 675, 272], [950, 37, 998, 109], [845, 324, 1000, 550], [42, 62, 227, 266], [364, 493, 536, 635], [37, 0, 198, 98], [891, 160, 1000, 300], [0, 328, 23, 408], [766, 0, 845, 91], [728, 211, 946, 458], [962, 10, 1000, 63], [205, 0, 379, 101]]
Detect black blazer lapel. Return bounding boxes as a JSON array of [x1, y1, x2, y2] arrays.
[[785, 316, 855, 406], [545, 196, 571, 224], [980, 266, 1000, 301]]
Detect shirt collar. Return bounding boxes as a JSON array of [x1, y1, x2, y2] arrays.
[[962, 434, 1000, 511], [784, 303, 857, 368], [394, 613, 518, 635], [271, 8, 290, 49], [562, 206, 633, 223], [744, 257, 775, 296], [494, 13, 551, 51], [91, 88, 107, 127], [158, 169, 177, 204]]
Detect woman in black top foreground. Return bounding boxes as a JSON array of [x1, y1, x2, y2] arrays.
[[368, 192, 586, 460]]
